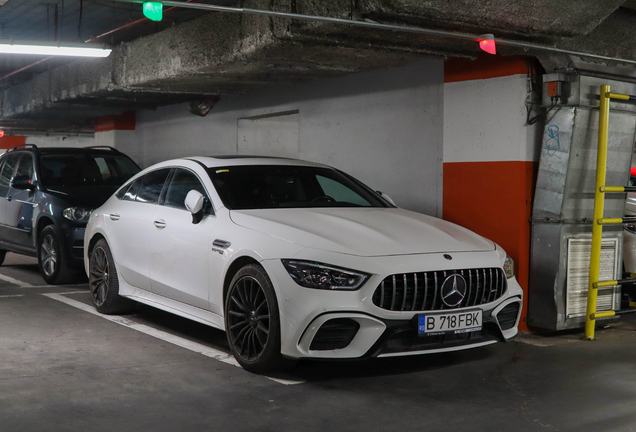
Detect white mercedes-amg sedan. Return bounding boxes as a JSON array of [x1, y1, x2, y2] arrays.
[[84, 156, 523, 373]]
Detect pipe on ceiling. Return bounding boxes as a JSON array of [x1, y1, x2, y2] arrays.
[[0, 0, 200, 82], [113, 0, 636, 67]]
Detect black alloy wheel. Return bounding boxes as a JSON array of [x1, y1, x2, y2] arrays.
[[225, 264, 292, 373], [89, 245, 110, 308], [88, 239, 136, 314]]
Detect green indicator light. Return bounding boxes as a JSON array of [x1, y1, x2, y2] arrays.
[[143, 2, 163, 22]]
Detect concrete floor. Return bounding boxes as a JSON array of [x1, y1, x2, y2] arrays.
[[1, 254, 636, 432]]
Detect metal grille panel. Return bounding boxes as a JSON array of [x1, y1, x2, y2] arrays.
[[566, 238, 620, 318], [372, 268, 507, 312]]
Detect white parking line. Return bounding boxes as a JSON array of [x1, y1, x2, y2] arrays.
[[0, 294, 24, 298], [0, 273, 34, 287], [14, 285, 88, 289], [43, 293, 304, 386]]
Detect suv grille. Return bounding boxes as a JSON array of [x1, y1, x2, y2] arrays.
[[372, 268, 507, 312]]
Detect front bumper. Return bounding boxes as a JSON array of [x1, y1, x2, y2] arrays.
[[261, 251, 523, 360]]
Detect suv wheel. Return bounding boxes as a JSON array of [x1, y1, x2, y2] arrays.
[[38, 225, 73, 285]]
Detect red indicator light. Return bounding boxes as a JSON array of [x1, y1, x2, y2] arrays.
[[0, 131, 5, 138], [477, 33, 496, 55], [479, 39, 496, 55]]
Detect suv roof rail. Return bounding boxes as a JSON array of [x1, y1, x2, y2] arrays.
[[7, 144, 38, 153], [84, 146, 121, 153]]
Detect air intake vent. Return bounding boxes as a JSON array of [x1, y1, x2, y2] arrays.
[[309, 318, 360, 351], [496, 303, 520, 330]]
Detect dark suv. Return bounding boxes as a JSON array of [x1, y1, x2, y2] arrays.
[[0, 145, 140, 284]]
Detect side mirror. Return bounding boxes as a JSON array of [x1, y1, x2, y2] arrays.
[[376, 190, 397, 207], [184, 190, 205, 224], [11, 175, 35, 191]]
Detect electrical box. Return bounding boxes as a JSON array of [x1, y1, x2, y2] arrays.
[[542, 72, 580, 106]]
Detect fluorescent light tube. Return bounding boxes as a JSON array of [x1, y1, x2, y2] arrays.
[[0, 41, 111, 57]]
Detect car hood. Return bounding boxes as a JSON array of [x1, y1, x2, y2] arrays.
[[229, 207, 494, 257], [45, 185, 119, 208]]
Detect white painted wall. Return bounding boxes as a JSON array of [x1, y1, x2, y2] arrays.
[[133, 59, 444, 216], [25, 135, 95, 148], [96, 129, 140, 160], [444, 74, 541, 163]]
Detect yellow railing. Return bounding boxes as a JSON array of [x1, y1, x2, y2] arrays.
[[585, 85, 636, 339]]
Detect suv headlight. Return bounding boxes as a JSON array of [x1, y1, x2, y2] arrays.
[[63, 207, 92, 222], [503, 255, 515, 279], [281, 260, 369, 290]]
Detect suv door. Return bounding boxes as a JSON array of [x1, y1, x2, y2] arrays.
[[5, 154, 36, 248]]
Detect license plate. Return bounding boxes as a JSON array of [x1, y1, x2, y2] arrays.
[[417, 310, 482, 335]]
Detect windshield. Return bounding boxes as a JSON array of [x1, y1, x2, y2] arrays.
[[40, 153, 140, 188], [207, 165, 390, 210]]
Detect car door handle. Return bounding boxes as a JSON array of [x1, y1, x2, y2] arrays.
[[109, 213, 120, 221], [154, 219, 166, 229], [6, 195, 11, 202]]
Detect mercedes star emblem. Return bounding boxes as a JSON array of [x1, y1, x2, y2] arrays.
[[440, 274, 467, 307]]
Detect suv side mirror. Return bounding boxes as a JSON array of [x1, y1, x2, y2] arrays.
[[185, 190, 205, 224], [11, 175, 35, 191]]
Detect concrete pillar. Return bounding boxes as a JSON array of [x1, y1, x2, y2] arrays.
[[442, 55, 543, 331]]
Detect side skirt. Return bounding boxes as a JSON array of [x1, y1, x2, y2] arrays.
[[117, 276, 225, 331]]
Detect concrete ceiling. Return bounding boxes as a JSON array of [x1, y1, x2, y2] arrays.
[[0, 0, 635, 134]]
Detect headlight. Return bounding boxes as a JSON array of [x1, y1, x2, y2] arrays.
[[63, 207, 92, 222], [281, 260, 369, 290], [503, 255, 515, 279]]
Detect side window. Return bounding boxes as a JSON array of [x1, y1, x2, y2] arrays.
[[136, 169, 171, 204], [122, 178, 143, 201], [164, 169, 208, 211], [15, 154, 34, 180], [116, 179, 134, 200], [0, 154, 20, 187]]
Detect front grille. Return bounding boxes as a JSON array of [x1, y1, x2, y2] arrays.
[[372, 268, 507, 312], [496, 302, 520, 330]]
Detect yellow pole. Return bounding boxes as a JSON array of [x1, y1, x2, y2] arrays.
[[585, 84, 611, 340]]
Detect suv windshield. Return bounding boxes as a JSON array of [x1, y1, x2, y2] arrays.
[[207, 165, 389, 210], [40, 153, 139, 188]]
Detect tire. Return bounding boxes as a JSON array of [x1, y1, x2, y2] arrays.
[[88, 239, 136, 314], [38, 225, 73, 285], [225, 264, 294, 373]]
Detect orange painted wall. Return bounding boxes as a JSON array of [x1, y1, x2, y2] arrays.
[[0, 136, 26, 149], [445, 54, 529, 83], [94, 111, 136, 132], [443, 161, 537, 331]]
